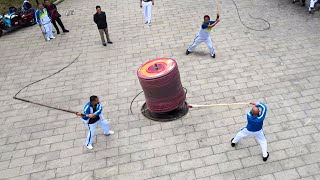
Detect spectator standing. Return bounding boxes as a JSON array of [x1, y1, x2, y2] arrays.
[[44, 0, 69, 34]]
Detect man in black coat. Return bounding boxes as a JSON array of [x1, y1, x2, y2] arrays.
[[94, 6, 112, 46]]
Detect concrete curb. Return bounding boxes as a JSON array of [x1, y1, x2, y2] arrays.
[[53, 0, 64, 5]]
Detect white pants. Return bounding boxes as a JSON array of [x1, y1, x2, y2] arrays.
[[187, 36, 215, 56], [83, 118, 110, 146], [309, 0, 318, 11], [142, 1, 152, 23], [42, 23, 54, 40], [232, 127, 268, 157]]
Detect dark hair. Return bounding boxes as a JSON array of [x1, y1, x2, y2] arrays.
[[90, 95, 98, 102], [96, 5, 101, 9], [38, 3, 43, 7], [44, 0, 49, 2], [204, 15, 210, 19]]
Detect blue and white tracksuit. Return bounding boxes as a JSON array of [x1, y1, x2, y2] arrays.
[[82, 102, 110, 146], [187, 21, 215, 56], [35, 8, 54, 40], [232, 102, 268, 157]]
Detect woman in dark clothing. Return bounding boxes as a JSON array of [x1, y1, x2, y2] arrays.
[[44, 0, 69, 34]]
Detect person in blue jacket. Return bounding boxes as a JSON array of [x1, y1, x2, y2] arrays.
[[231, 102, 269, 161], [76, 95, 114, 150]]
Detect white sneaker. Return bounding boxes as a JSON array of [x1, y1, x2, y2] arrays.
[[104, 130, 115, 136], [86, 144, 93, 150], [50, 36, 56, 39], [46, 38, 51, 41]]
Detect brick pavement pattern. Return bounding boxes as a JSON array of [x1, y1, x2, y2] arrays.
[[0, 0, 320, 179]]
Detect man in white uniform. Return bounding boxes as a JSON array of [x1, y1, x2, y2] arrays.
[[231, 102, 269, 161], [76, 96, 114, 150], [309, 0, 318, 13], [186, 15, 220, 58], [140, 0, 154, 26], [35, 4, 55, 41]]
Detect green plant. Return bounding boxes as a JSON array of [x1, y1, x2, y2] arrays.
[[0, 0, 55, 14]]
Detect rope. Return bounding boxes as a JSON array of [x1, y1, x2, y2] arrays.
[[13, 53, 86, 116], [129, 90, 144, 120], [231, 0, 270, 31], [188, 102, 249, 108]]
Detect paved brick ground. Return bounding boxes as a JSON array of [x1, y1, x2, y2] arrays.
[[0, 0, 320, 179]]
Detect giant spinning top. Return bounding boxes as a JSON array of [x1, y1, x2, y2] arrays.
[[137, 58, 188, 121]]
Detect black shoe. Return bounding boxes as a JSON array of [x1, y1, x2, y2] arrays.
[[212, 54, 215, 58], [231, 138, 236, 147], [301, 3, 305, 7], [292, 0, 297, 3], [63, 29, 69, 33], [57, 31, 60, 34], [263, 152, 269, 161], [186, 50, 190, 55], [103, 43, 107, 46], [107, 41, 113, 44]]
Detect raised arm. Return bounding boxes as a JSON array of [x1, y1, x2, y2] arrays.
[[256, 102, 267, 119], [208, 19, 220, 28]]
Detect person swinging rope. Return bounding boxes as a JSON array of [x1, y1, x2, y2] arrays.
[[76, 95, 114, 150], [186, 15, 220, 58], [231, 102, 269, 161]]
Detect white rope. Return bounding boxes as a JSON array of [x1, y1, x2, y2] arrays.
[[188, 102, 249, 108]]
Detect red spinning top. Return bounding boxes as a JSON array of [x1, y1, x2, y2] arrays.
[[137, 58, 186, 113]]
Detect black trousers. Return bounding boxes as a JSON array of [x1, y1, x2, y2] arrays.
[[52, 17, 66, 32], [293, 0, 306, 4]]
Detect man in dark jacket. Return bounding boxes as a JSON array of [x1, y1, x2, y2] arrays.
[[94, 6, 112, 46], [44, 0, 69, 34]]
